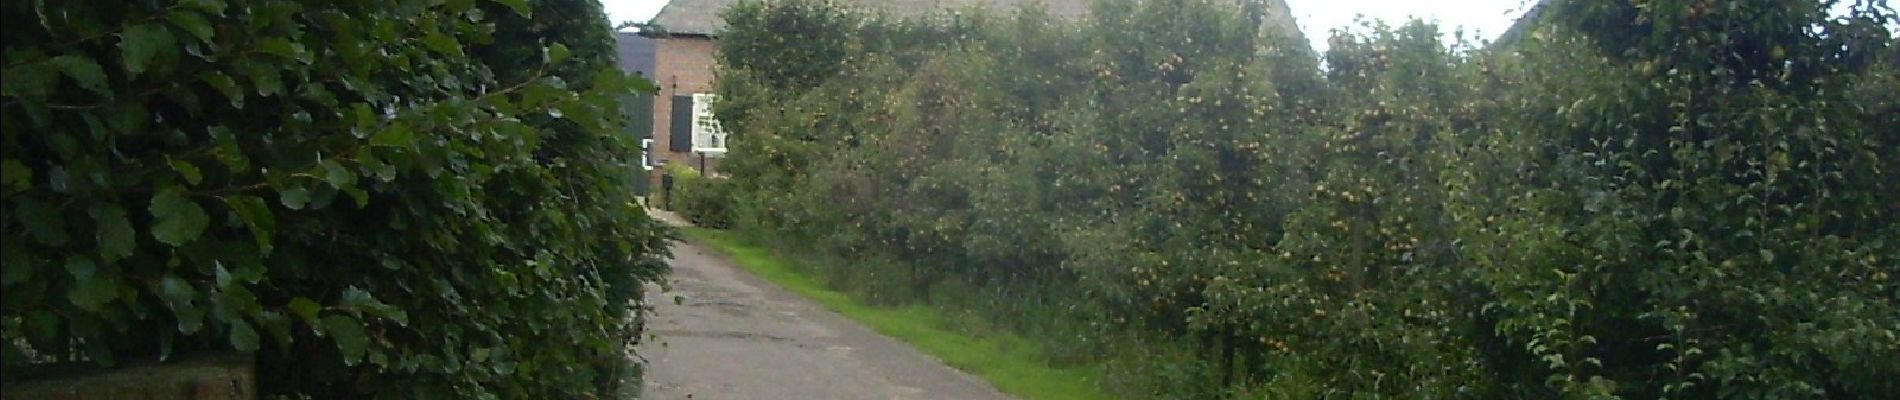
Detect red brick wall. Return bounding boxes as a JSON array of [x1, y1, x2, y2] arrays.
[[649, 36, 720, 202]]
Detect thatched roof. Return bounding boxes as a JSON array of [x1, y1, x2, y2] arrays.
[[647, 0, 737, 36], [647, 0, 1193, 36], [647, 0, 1312, 59]]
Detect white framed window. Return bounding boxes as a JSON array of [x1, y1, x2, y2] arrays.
[[690, 93, 727, 155], [640, 139, 655, 170]]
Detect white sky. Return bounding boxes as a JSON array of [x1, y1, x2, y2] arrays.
[[603, 0, 1540, 52], [603, 0, 671, 29], [1285, 0, 1537, 51]]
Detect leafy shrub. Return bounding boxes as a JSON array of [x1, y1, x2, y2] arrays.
[[713, 0, 1897, 397], [666, 165, 737, 229], [0, 0, 672, 397]]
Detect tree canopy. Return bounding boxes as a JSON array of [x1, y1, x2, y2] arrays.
[[708, 0, 1898, 397]]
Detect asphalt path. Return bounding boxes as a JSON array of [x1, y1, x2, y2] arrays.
[[637, 223, 1010, 400]]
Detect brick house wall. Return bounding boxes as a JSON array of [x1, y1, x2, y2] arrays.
[[648, 35, 720, 202]]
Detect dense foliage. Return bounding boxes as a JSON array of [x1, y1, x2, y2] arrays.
[[0, 0, 671, 398], [713, 0, 1898, 397], [665, 165, 736, 229]]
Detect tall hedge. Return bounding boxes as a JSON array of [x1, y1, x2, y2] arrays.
[[714, 0, 1897, 397], [0, 0, 671, 397]]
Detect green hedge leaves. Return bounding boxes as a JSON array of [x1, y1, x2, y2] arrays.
[[2, 0, 671, 397], [714, 0, 1897, 397]]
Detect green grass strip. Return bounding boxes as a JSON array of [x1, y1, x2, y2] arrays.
[[680, 227, 1109, 400]]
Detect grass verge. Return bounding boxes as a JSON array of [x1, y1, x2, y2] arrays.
[[680, 227, 1109, 400]]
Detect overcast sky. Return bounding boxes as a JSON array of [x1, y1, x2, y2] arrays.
[[603, 0, 670, 29], [603, 0, 1540, 52]]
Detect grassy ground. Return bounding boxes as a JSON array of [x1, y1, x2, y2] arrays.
[[680, 227, 1110, 400]]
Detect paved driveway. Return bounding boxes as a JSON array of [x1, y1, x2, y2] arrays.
[[638, 227, 1010, 400]]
